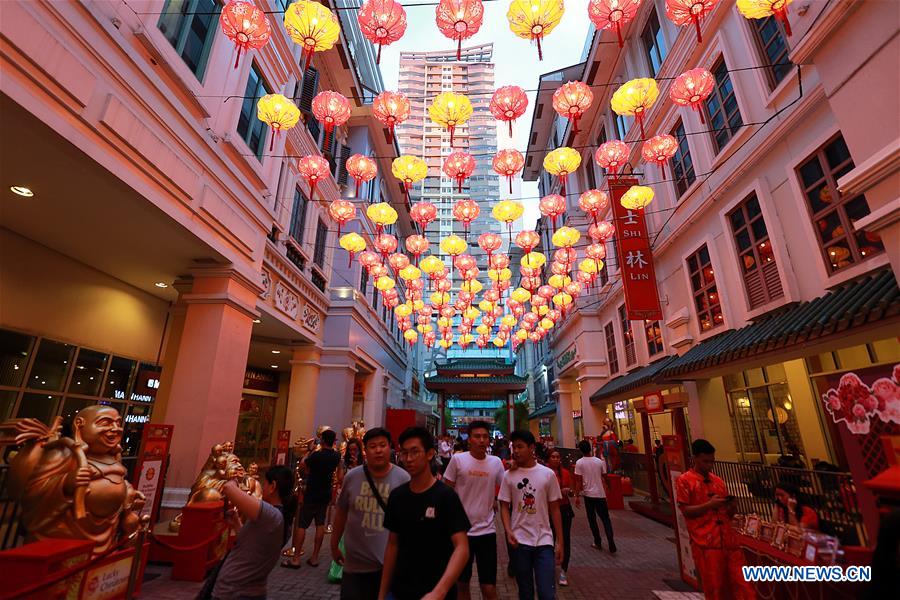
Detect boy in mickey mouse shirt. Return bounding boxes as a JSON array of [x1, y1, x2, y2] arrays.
[[499, 430, 563, 600]]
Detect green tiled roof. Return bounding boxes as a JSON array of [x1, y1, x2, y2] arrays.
[[426, 374, 527, 385], [528, 402, 557, 419], [435, 358, 514, 371], [589, 356, 678, 404]]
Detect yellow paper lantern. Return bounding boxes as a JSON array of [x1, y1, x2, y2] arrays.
[[428, 92, 473, 147], [492, 200, 525, 236], [461, 279, 483, 294], [611, 78, 659, 138], [515, 328, 528, 341], [412, 299, 425, 311], [395, 303, 412, 318], [403, 329, 418, 344], [399, 265, 422, 281], [501, 315, 518, 328], [375, 276, 395, 291], [540, 317, 555, 330], [477, 300, 494, 313], [543, 147, 581, 195], [493, 337, 507, 347], [459, 333, 474, 345], [552, 292, 573, 308], [284, 1, 341, 70], [437, 317, 451, 329], [548, 274, 571, 289], [476, 324, 491, 336], [438, 338, 452, 349], [419, 255, 445, 275], [551, 226, 581, 248], [737, 0, 794, 36], [440, 234, 468, 257], [488, 268, 512, 282], [511, 287, 532, 303], [256, 94, 301, 150], [506, 0, 565, 61], [537, 305, 550, 316], [391, 155, 428, 194], [579, 258, 600, 275], [366, 202, 399, 229], [464, 307, 481, 321], [521, 251, 546, 269], [431, 291, 451, 306], [620, 185, 655, 210], [417, 324, 433, 334], [339, 232, 366, 267]]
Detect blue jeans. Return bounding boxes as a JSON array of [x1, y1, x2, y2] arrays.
[[512, 544, 555, 600]]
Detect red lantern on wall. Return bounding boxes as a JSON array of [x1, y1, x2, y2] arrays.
[[442, 151, 477, 193], [578, 189, 609, 224], [373, 91, 410, 143], [587, 0, 642, 48], [641, 134, 678, 178], [328, 200, 356, 237], [220, 0, 271, 69], [552, 81, 593, 135], [410, 202, 438, 233], [357, 0, 408, 64], [669, 67, 715, 123], [452, 199, 481, 235], [539, 194, 567, 230], [492, 149, 525, 194], [594, 140, 630, 179], [298, 155, 331, 198], [435, 0, 485, 60], [312, 91, 351, 149], [665, 0, 719, 44], [490, 86, 529, 137], [345, 154, 378, 197]]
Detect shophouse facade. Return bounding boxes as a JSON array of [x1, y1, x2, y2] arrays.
[[0, 0, 415, 510], [520, 0, 898, 492]]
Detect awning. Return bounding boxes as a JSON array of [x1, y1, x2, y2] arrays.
[[660, 268, 898, 378], [528, 402, 557, 420], [589, 355, 677, 404]]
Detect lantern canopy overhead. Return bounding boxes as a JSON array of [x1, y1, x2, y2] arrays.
[[435, 0, 486, 60], [507, 0, 566, 61], [284, 0, 342, 71], [256, 94, 301, 150], [669, 68, 716, 123], [311, 90, 351, 148], [373, 91, 411, 143], [587, 0, 642, 48], [492, 149, 526, 194], [490, 86, 529, 137], [298, 155, 331, 198], [357, 0, 408, 64], [664, 0, 719, 44], [220, 0, 271, 68], [429, 91, 473, 147], [610, 78, 660, 138], [552, 81, 593, 135]]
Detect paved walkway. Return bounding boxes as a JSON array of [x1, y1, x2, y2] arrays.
[[141, 506, 689, 599]]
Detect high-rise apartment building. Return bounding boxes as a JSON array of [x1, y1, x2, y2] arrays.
[[396, 43, 502, 273]]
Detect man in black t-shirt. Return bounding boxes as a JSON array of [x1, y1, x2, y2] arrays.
[[283, 428, 341, 568], [380, 427, 471, 600]]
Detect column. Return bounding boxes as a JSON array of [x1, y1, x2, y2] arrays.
[[555, 380, 576, 447], [285, 345, 322, 439], [640, 411, 660, 505], [314, 349, 356, 429], [155, 268, 261, 489]]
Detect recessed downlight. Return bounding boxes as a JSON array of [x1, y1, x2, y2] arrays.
[[253, 318, 262, 324], [271, 350, 281, 354], [270, 364, 278, 369], [10, 186, 33, 197], [154, 282, 168, 288]]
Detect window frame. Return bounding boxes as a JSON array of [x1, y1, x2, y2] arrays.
[[670, 119, 696, 198], [312, 218, 328, 268], [703, 57, 743, 154], [749, 15, 792, 88], [727, 193, 784, 308], [644, 320, 664, 357], [157, 0, 220, 81], [604, 321, 619, 375], [288, 187, 309, 243], [619, 305, 636, 366], [686, 244, 724, 333], [641, 9, 667, 76], [236, 63, 271, 159]]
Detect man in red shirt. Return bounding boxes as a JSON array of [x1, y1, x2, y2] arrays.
[[675, 439, 755, 600]]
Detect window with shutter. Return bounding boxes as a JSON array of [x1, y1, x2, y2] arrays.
[[604, 322, 619, 375], [337, 144, 351, 187], [728, 193, 784, 309], [297, 67, 321, 143], [686, 244, 724, 332], [619, 305, 636, 366], [237, 64, 271, 159], [671, 120, 695, 197], [645, 320, 664, 356], [704, 58, 743, 153], [313, 218, 328, 267], [289, 188, 308, 242]]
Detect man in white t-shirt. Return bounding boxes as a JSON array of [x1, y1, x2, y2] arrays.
[[439, 435, 453, 472], [574, 439, 617, 553], [444, 420, 506, 600], [499, 430, 563, 600]]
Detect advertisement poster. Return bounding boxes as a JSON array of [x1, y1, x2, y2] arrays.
[[79, 553, 133, 600], [136, 459, 163, 518], [132, 424, 173, 524], [669, 469, 699, 589], [275, 430, 291, 466], [644, 391, 664, 413]]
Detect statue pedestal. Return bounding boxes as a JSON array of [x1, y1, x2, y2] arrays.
[[149, 501, 230, 582]]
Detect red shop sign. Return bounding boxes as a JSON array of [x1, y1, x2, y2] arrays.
[[133, 423, 174, 525], [644, 391, 664, 413], [609, 177, 663, 321], [274, 430, 291, 466]]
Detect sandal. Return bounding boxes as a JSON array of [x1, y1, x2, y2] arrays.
[[281, 559, 302, 569]]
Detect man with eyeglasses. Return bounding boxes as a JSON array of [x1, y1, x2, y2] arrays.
[[379, 427, 471, 600]]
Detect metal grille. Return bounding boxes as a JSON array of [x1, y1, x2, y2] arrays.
[[713, 460, 867, 546]]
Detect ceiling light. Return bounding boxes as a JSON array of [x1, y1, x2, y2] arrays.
[[270, 364, 278, 368], [154, 282, 168, 288], [271, 350, 281, 354], [253, 319, 262, 324], [10, 186, 33, 197]]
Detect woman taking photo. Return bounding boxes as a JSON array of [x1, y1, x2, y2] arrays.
[[547, 449, 575, 587], [211, 465, 296, 600], [772, 482, 819, 531]]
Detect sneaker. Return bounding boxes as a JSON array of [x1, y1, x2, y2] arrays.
[[559, 572, 569, 586], [591, 541, 602, 551]]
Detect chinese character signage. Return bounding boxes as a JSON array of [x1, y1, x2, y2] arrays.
[[610, 178, 663, 320], [644, 391, 664, 413]]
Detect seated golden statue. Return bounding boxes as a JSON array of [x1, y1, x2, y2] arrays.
[[169, 441, 247, 532], [1, 406, 145, 555]]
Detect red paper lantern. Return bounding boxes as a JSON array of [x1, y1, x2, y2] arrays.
[[586, 242, 607, 260], [665, 0, 719, 44], [345, 154, 378, 197], [405, 234, 430, 265], [587, 0, 641, 48], [490, 253, 511, 270], [490, 86, 529, 137], [388, 252, 410, 273], [435, 0, 485, 60], [443, 152, 476, 193], [328, 200, 356, 237], [552, 81, 593, 135], [373, 91, 410, 143], [220, 0, 271, 69], [478, 233, 503, 259], [312, 91, 351, 149], [594, 140, 630, 179], [515, 230, 541, 254], [588, 220, 616, 242], [492, 149, 526, 194], [373, 233, 398, 260], [452, 199, 481, 234], [641, 134, 679, 178], [554, 247, 577, 265], [669, 68, 715, 124], [410, 202, 438, 233], [454, 254, 477, 274], [539, 194, 567, 230], [357, 0, 408, 64], [298, 154, 331, 197], [578, 189, 609, 224], [359, 250, 381, 272], [550, 261, 569, 276]]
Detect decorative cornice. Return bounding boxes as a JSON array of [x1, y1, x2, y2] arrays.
[[837, 141, 900, 198], [789, 0, 862, 65]]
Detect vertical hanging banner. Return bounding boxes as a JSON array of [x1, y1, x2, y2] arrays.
[[133, 423, 174, 526], [609, 177, 663, 320]]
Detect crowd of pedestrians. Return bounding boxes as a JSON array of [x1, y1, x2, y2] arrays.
[[205, 426, 618, 600]]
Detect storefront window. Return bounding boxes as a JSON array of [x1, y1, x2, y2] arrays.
[[69, 349, 109, 397], [123, 403, 153, 456], [726, 366, 805, 464], [29, 339, 75, 391], [17, 392, 60, 423], [104, 356, 137, 400], [0, 390, 17, 421], [0, 329, 34, 387], [235, 394, 277, 465]]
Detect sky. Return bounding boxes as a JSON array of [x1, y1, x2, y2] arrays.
[[377, 0, 594, 228]]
